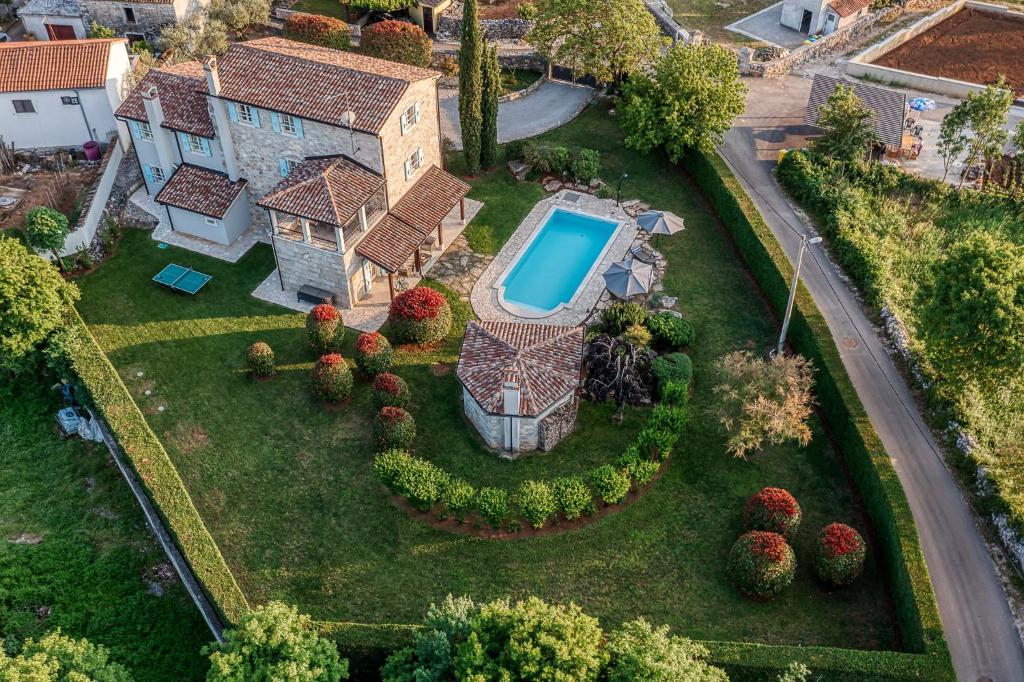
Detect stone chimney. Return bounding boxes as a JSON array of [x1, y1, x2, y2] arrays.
[[203, 55, 241, 182], [140, 86, 176, 180]]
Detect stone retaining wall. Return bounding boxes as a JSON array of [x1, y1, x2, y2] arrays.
[[436, 4, 531, 41]]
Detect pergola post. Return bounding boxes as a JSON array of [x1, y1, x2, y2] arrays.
[[414, 249, 422, 273], [388, 273, 395, 301], [460, 198, 465, 223], [437, 222, 443, 250]]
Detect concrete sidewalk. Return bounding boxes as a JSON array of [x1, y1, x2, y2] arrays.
[[720, 74, 1024, 682]]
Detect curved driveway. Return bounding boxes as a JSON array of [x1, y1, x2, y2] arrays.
[[439, 79, 594, 150], [721, 74, 1024, 682]]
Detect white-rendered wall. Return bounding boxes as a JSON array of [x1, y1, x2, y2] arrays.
[[21, 15, 87, 40], [1, 88, 117, 149]]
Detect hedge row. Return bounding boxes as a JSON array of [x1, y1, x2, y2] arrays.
[[685, 150, 952, 680], [66, 309, 250, 625]]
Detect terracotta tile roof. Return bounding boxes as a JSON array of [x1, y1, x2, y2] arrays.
[[257, 155, 385, 227], [155, 164, 247, 218], [355, 165, 469, 272], [215, 38, 438, 134], [0, 38, 123, 93], [827, 0, 871, 17], [115, 62, 215, 138], [457, 321, 583, 417]]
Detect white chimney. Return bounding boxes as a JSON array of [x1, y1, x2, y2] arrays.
[[203, 55, 241, 182], [203, 56, 221, 96], [141, 86, 176, 179], [502, 371, 521, 453]]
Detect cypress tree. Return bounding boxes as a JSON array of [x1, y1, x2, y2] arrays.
[[458, 0, 483, 174], [480, 44, 500, 169]]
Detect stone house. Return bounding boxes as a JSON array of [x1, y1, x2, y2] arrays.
[[408, 0, 452, 34], [19, 0, 209, 43], [116, 37, 470, 308], [781, 0, 870, 35], [457, 321, 584, 455], [0, 38, 131, 150]]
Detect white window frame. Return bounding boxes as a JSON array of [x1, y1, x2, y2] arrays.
[[60, 95, 80, 106], [149, 165, 166, 182], [12, 99, 35, 114], [204, 216, 218, 226], [400, 102, 421, 135], [280, 114, 298, 136], [183, 133, 205, 154], [284, 156, 300, 174], [404, 147, 424, 180], [237, 103, 256, 126], [138, 121, 154, 141]]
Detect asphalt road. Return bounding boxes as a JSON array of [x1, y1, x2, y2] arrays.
[[719, 75, 1024, 682]]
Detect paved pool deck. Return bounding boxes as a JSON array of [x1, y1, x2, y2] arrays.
[[470, 190, 639, 327]]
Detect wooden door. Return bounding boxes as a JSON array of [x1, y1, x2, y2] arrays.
[[46, 24, 77, 40]]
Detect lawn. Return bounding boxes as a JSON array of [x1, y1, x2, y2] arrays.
[[291, 0, 347, 20], [76, 105, 898, 650], [0, 377, 210, 681], [667, 0, 776, 44]]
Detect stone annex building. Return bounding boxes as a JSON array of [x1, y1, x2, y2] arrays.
[[115, 37, 470, 310], [18, 0, 208, 42]]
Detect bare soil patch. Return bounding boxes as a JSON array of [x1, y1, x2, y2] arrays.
[[478, 0, 527, 19], [873, 8, 1024, 95], [0, 167, 99, 230]]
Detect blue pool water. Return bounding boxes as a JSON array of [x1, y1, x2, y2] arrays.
[[500, 208, 619, 315]]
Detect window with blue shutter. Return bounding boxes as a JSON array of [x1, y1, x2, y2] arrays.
[[278, 158, 289, 177], [270, 112, 281, 133], [251, 108, 261, 128], [142, 164, 153, 183], [129, 120, 141, 138], [293, 118, 304, 139], [227, 102, 238, 122], [200, 138, 212, 157]]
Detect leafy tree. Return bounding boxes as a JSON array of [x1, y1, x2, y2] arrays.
[[361, 20, 431, 67], [620, 43, 745, 161], [528, 0, 661, 84], [381, 595, 476, 682], [204, 602, 349, 681], [23, 206, 69, 270], [453, 597, 607, 681], [0, 237, 79, 374], [712, 351, 815, 459], [1014, 119, 1024, 153], [479, 44, 500, 169], [606, 618, 728, 682], [283, 12, 351, 50], [158, 15, 228, 63], [937, 104, 970, 182], [954, 76, 1014, 188], [777, 661, 811, 682], [458, 0, 483, 174], [0, 631, 130, 680], [88, 21, 118, 38], [810, 84, 876, 166], [208, 0, 271, 35], [917, 232, 1024, 389]]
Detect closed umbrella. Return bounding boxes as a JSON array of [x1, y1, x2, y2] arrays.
[[636, 210, 684, 247], [603, 257, 653, 299]]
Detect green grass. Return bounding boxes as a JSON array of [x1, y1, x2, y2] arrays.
[[501, 68, 542, 94], [290, 0, 348, 19], [75, 105, 898, 650], [666, 0, 775, 44], [0, 377, 210, 680]]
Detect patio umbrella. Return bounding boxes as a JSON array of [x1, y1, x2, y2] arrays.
[[603, 257, 653, 299], [636, 210, 684, 247], [909, 97, 936, 112]]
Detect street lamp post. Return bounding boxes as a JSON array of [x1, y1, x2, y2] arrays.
[[777, 234, 822, 356], [615, 173, 629, 206]]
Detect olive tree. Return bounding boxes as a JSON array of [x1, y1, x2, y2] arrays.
[[606, 618, 728, 682], [0, 631, 130, 680], [24, 206, 69, 270], [810, 84, 876, 166]]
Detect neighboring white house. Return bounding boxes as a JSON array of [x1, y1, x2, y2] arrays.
[[19, 0, 210, 43], [0, 38, 131, 150], [781, 0, 871, 35]]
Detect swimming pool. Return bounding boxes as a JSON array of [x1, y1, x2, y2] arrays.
[[497, 207, 622, 317]]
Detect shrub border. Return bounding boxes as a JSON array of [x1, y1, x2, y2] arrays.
[[64, 152, 953, 680], [685, 151, 952, 680]]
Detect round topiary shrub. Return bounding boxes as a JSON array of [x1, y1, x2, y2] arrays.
[[388, 287, 452, 346], [743, 487, 802, 540], [814, 523, 867, 586], [517, 480, 556, 530], [310, 353, 353, 403], [283, 12, 351, 50], [374, 406, 416, 450], [360, 20, 432, 67], [728, 531, 796, 599], [354, 331, 394, 376], [246, 341, 275, 378], [646, 311, 695, 350], [305, 304, 344, 354], [372, 372, 410, 408]]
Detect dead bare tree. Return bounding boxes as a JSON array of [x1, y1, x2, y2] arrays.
[[583, 334, 653, 420]]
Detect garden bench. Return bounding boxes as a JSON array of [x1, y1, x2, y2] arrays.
[[297, 285, 335, 305]]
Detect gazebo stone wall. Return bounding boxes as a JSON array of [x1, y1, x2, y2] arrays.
[[462, 387, 578, 457]]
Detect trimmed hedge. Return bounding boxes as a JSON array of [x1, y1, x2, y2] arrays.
[[373, 372, 410, 408], [686, 150, 951, 679], [727, 531, 796, 599], [65, 310, 249, 624], [246, 341, 275, 377], [283, 12, 351, 50], [388, 287, 453, 346], [374, 406, 416, 450], [354, 332, 394, 376], [360, 20, 431, 67], [743, 487, 802, 540]]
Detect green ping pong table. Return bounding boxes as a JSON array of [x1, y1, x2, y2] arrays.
[[153, 263, 212, 295]]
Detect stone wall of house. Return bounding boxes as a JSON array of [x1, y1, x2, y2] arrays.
[[377, 77, 442, 205], [463, 387, 504, 450], [228, 113, 381, 231], [538, 396, 578, 452], [272, 236, 352, 307], [81, 0, 178, 40]]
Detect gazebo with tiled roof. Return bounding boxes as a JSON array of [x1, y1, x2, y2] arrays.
[[456, 320, 584, 455]]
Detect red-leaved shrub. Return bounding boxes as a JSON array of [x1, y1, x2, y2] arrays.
[[246, 341, 275, 377], [374, 405, 416, 450], [305, 304, 344, 354], [372, 372, 410, 408], [361, 20, 431, 67], [284, 12, 351, 50], [354, 331, 395, 375], [311, 353, 353, 403], [814, 523, 867, 586], [727, 531, 796, 599], [388, 287, 452, 345], [743, 487, 802, 539]]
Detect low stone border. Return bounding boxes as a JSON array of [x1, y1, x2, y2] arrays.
[[499, 75, 546, 103], [470, 190, 639, 326]]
